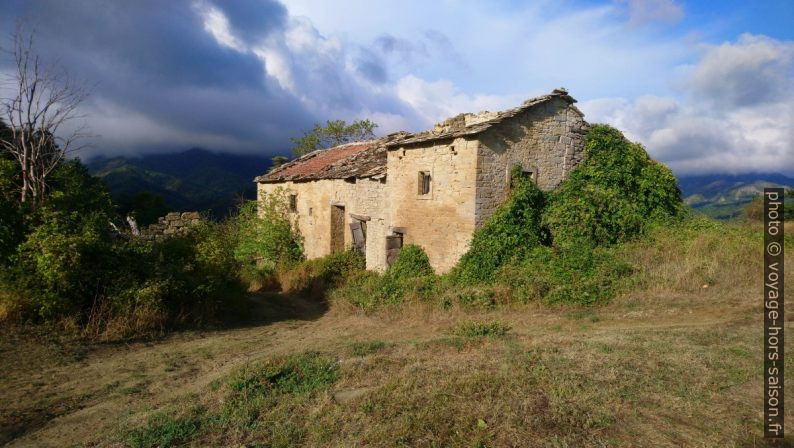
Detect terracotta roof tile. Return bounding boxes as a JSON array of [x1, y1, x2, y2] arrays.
[[255, 140, 386, 183]]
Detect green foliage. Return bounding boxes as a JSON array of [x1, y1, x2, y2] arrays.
[[279, 249, 365, 294], [228, 353, 339, 397], [328, 246, 438, 309], [233, 189, 303, 282], [11, 209, 114, 318], [452, 170, 548, 284], [0, 156, 23, 263], [544, 124, 684, 247], [270, 155, 289, 171], [291, 119, 378, 157], [453, 321, 511, 339], [0, 160, 243, 332], [126, 410, 202, 448], [497, 245, 633, 305], [385, 244, 434, 279], [44, 159, 116, 219]]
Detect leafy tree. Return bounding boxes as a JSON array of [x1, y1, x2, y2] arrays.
[[269, 155, 289, 171], [291, 119, 377, 157]]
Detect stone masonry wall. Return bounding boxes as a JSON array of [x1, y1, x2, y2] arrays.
[[385, 137, 478, 274], [475, 97, 586, 226], [139, 211, 202, 240], [258, 176, 389, 271]]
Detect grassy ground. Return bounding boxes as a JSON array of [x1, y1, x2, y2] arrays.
[[0, 220, 793, 447]]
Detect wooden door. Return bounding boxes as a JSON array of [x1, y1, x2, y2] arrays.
[[330, 205, 345, 253]]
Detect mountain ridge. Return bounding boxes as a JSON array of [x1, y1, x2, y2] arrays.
[[87, 148, 272, 218]]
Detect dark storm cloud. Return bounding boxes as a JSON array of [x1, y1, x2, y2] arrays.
[[212, 0, 288, 45], [0, 0, 317, 156]]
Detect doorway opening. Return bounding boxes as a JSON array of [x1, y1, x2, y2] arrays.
[[330, 205, 345, 253]]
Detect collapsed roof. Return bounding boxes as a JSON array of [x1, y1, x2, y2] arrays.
[[255, 89, 578, 183]]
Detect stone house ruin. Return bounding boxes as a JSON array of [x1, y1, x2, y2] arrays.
[[255, 89, 587, 273]]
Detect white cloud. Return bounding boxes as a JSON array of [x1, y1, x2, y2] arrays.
[[581, 35, 794, 175], [395, 75, 523, 126], [194, 1, 246, 52], [685, 33, 794, 108]]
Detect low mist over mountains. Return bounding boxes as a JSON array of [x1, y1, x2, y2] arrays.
[[87, 148, 272, 218], [679, 173, 794, 219]]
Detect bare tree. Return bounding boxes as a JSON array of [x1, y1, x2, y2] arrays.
[[0, 23, 89, 207]]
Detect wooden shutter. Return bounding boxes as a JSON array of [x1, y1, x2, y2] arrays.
[[418, 171, 431, 195], [386, 234, 404, 266], [350, 221, 365, 254]]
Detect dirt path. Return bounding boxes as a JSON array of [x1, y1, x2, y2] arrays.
[[0, 290, 764, 447]]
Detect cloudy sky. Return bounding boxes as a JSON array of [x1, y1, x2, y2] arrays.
[[1, 0, 792, 175]]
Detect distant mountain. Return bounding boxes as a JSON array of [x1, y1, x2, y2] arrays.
[[87, 148, 272, 218], [678, 173, 794, 219]]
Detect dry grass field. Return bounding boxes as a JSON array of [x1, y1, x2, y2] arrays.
[[0, 219, 792, 447]]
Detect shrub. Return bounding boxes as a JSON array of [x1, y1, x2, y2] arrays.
[[497, 245, 633, 305], [327, 246, 438, 308], [452, 171, 547, 284], [279, 249, 365, 295], [233, 191, 303, 283], [329, 270, 383, 309], [0, 157, 23, 264], [544, 124, 684, 247], [386, 244, 434, 279]]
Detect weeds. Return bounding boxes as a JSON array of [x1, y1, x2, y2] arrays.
[[453, 321, 512, 339], [125, 408, 203, 448], [228, 352, 339, 397]]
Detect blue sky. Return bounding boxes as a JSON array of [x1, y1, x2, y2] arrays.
[[1, 0, 792, 175]]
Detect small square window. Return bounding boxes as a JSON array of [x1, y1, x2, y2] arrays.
[[418, 171, 431, 196], [288, 194, 297, 212]]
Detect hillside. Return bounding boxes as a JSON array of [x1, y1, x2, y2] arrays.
[[2, 218, 791, 447], [678, 172, 794, 219], [86, 149, 272, 218]]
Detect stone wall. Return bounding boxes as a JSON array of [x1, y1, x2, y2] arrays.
[[257, 176, 390, 271], [385, 136, 479, 274], [139, 212, 202, 240], [474, 97, 586, 226]]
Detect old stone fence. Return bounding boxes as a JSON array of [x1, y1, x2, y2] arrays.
[[138, 211, 202, 240]]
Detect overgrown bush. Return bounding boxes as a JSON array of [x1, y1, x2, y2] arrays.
[[328, 245, 437, 308], [452, 171, 547, 284], [233, 189, 303, 283], [544, 124, 684, 247], [496, 245, 633, 305], [0, 162, 245, 338], [279, 249, 364, 295]]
